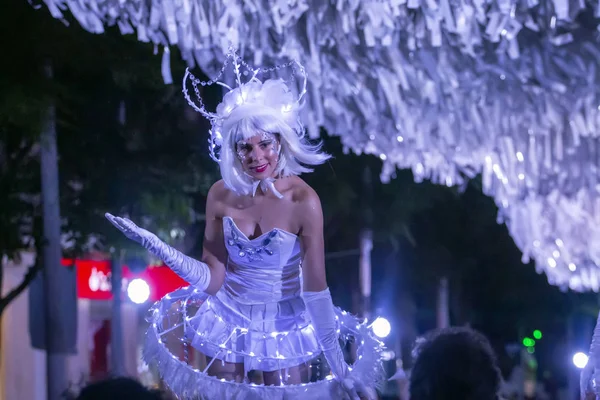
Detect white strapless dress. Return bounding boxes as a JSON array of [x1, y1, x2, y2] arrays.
[[186, 216, 320, 372], [143, 216, 384, 399]]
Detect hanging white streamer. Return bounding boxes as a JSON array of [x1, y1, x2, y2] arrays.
[[37, 0, 600, 291]]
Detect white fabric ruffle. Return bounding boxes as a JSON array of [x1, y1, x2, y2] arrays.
[[144, 286, 385, 400], [185, 290, 319, 371]]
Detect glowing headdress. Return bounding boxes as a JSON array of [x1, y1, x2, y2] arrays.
[[182, 48, 308, 163]]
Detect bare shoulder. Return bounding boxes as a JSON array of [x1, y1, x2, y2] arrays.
[[286, 176, 317, 202], [288, 177, 322, 217], [209, 179, 247, 207], [207, 179, 228, 199], [206, 180, 229, 215]]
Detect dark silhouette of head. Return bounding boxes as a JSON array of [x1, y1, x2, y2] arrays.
[[409, 327, 501, 400], [76, 377, 163, 400]]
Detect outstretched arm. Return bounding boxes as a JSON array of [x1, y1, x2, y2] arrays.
[[105, 184, 226, 295]]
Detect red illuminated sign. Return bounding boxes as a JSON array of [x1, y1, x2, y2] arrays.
[[62, 259, 188, 301]]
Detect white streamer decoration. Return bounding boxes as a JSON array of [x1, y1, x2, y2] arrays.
[[37, 0, 600, 291]]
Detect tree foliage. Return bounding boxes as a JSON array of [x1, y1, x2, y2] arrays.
[[0, 0, 220, 315]]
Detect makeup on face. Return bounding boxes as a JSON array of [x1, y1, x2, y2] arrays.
[[236, 132, 281, 178]]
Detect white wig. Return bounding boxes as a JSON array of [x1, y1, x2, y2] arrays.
[[216, 79, 330, 196]]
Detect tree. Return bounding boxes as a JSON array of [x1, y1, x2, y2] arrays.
[[0, 132, 41, 316], [0, 4, 222, 393], [0, 0, 220, 318], [0, 0, 48, 315]]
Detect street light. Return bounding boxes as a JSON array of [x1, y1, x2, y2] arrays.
[[127, 278, 150, 304], [371, 317, 391, 338], [573, 352, 589, 369]]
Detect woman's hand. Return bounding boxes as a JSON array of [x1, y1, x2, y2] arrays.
[[341, 377, 377, 400], [105, 213, 156, 246], [105, 212, 212, 291]]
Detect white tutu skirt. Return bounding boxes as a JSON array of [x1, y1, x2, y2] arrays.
[[144, 287, 385, 400], [185, 289, 320, 371]]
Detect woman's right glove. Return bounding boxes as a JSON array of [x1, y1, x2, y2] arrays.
[[105, 213, 211, 292]]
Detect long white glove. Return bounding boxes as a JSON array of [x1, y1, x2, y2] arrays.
[[105, 213, 211, 292], [582, 312, 600, 399], [302, 288, 375, 400]]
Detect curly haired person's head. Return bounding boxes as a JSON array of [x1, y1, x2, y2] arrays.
[[409, 327, 501, 400], [76, 377, 163, 400]]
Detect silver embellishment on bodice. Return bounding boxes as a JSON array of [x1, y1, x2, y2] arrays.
[[222, 217, 303, 304], [226, 218, 276, 261]]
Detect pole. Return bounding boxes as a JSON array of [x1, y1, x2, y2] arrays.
[[359, 166, 373, 320], [436, 277, 450, 329], [111, 100, 127, 376], [40, 61, 69, 400], [110, 255, 125, 376], [359, 230, 372, 319]]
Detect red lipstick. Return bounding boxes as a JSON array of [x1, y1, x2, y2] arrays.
[[254, 164, 268, 173]]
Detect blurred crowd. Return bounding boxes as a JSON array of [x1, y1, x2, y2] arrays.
[[70, 326, 512, 400]]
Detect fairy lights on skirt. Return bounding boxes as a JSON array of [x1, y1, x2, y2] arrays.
[[143, 286, 385, 398]]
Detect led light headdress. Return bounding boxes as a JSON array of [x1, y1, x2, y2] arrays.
[[182, 47, 308, 163]]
